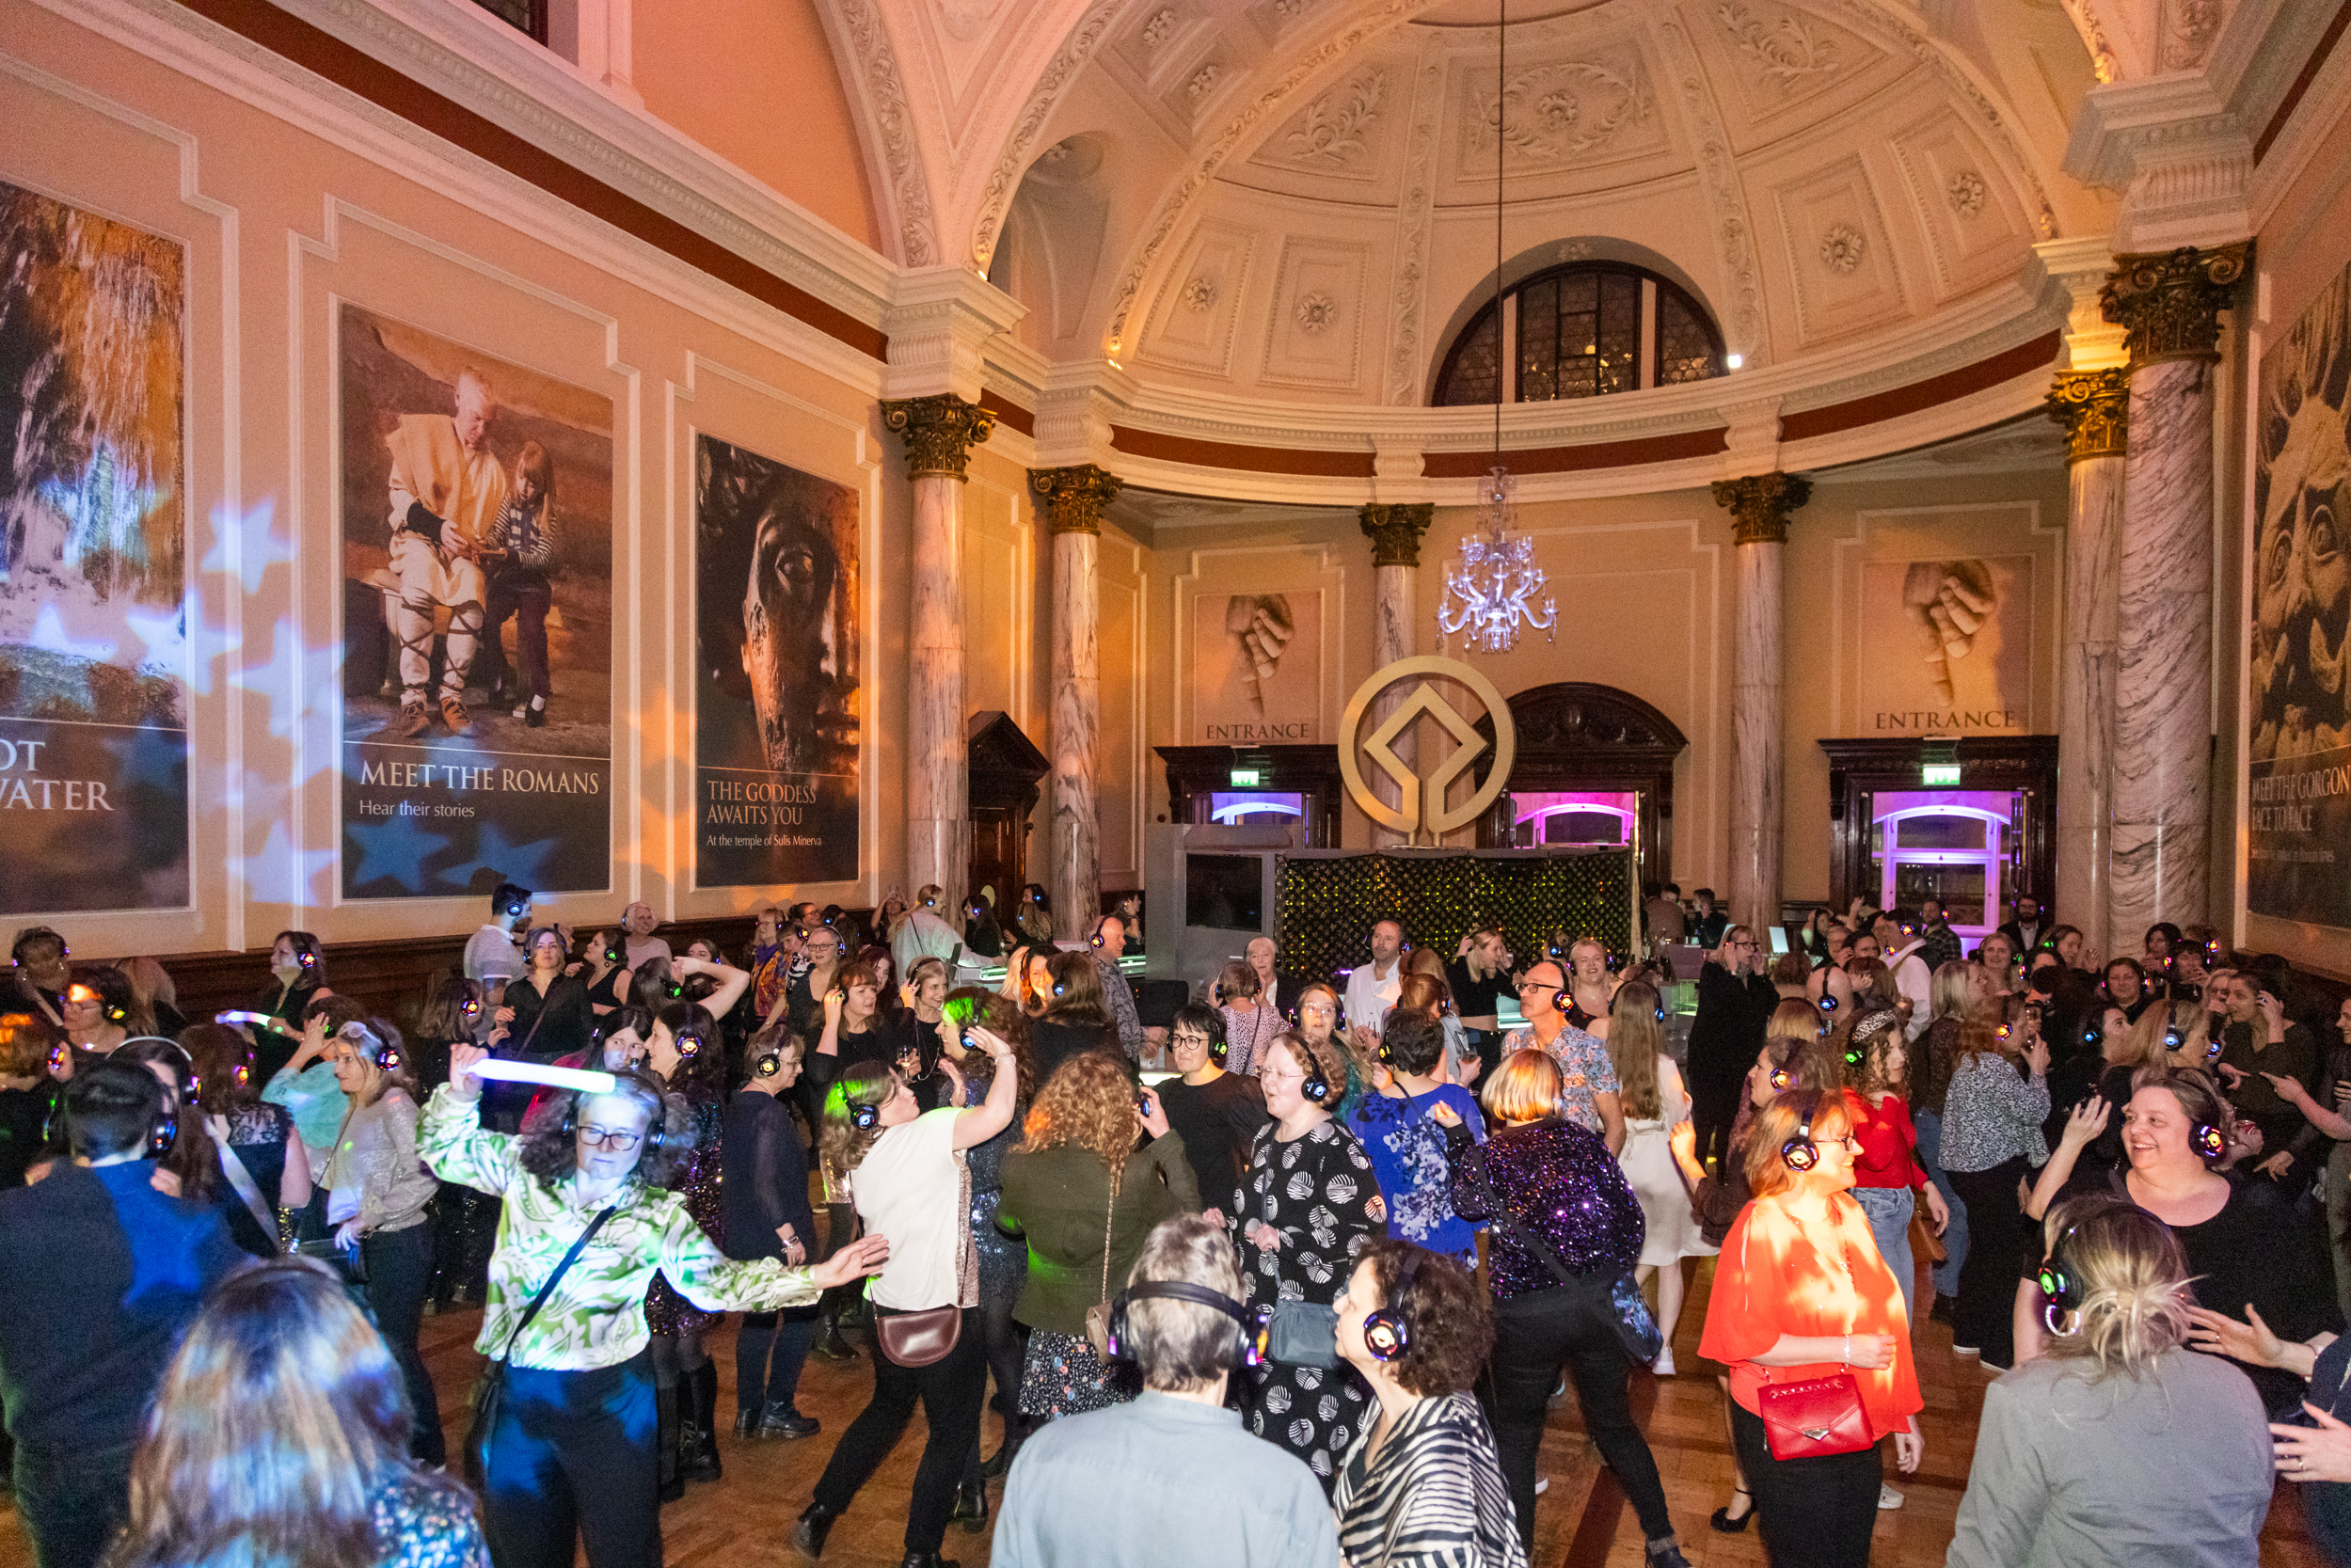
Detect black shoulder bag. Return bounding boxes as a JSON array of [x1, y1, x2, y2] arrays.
[[462, 1204, 619, 1489], [1459, 1135, 1661, 1363]]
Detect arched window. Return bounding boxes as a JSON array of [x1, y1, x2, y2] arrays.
[[1432, 261, 1725, 406]]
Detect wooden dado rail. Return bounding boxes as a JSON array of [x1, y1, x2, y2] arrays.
[[151, 913, 855, 1035]]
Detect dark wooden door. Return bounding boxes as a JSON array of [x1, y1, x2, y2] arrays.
[[969, 804, 1026, 911]]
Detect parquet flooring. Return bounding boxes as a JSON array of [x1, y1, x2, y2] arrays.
[[0, 1252, 2333, 1566]]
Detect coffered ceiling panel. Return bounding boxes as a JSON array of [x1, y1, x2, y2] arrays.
[[1679, 0, 1906, 154], [1137, 219, 1260, 374], [1764, 150, 1912, 348], [1886, 109, 2035, 305], [1260, 235, 1374, 390]]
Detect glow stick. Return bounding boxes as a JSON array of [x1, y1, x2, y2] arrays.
[[460, 1058, 619, 1095], [215, 1010, 297, 1036]]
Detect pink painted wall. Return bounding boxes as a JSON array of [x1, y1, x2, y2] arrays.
[[631, 0, 881, 252]]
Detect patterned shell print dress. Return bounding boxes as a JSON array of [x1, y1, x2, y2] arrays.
[[1231, 1117, 1384, 1491], [643, 1078, 725, 1337]]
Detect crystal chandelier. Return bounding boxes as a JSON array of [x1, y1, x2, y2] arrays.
[[1436, 0, 1553, 656], [1439, 467, 1555, 653]]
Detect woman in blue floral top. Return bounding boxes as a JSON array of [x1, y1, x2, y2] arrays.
[[424, 1042, 887, 1568], [1344, 1003, 1485, 1264], [104, 1254, 490, 1568]]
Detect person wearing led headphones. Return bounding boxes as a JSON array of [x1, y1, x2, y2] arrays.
[[318, 1019, 444, 1466], [2021, 1069, 2342, 1417], [1153, 1002, 1267, 1222], [1947, 1194, 2271, 1568], [1696, 1087, 1924, 1568], [0, 1058, 243, 1568], [1330, 1240, 1525, 1568], [1939, 993, 2052, 1371], [990, 1212, 1342, 1566], [1501, 958, 1626, 1154], [423, 1037, 889, 1568], [60, 966, 140, 1058]]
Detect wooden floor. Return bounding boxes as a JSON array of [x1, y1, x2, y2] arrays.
[[1, 1253, 2332, 1567]]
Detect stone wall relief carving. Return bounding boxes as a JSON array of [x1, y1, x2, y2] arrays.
[[1285, 70, 1386, 166], [1295, 291, 1339, 332], [1182, 275, 1218, 310], [1887, 112, 2030, 302], [2157, 0, 2223, 71], [1714, 0, 1844, 89], [1819, 222, 1866, 273], [1381, 38, 1448, 405], [832, 0, 941, 265], [1648, 11, 1769, 361], [1947, 170, 1987, 216], [1142, 7, 1178, 48]]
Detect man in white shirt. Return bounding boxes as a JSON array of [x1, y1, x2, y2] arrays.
[[620, 901, 671, 971], [1875, 910, 1934, 1041], [462, 882, 531, 984], [1342, 919, 1407, 1036]]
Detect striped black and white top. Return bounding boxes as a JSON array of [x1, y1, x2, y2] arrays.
[[1331, 1389, 1528, 1568]]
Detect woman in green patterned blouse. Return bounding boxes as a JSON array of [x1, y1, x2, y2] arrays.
[[426, 1042, 889, 1568]]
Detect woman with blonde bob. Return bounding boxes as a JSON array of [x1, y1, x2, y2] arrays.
[[1440, 1050, 1691, 1564], [998, 1052, 1201, 1423], [1697, 1089, 1924, 1567], [102, 1255, 487, 1568], [1947, 1195, 2272, 1568]]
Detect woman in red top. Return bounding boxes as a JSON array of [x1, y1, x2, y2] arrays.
[[1699, 1088, 1925, 1567], [1842, 1010, 1949, 1332]]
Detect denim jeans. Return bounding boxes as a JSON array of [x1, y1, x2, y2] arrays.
[[1914, 1108, 1968, 1298], [12, 1438, 135, 1568], [484, 1354, 660, 1568], [1851, 1184, 1917, 1327]]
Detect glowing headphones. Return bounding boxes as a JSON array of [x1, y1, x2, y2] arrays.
[[1781, 1104, 1820, 1171], [1376, 1037, 1393, 1065], [1818, 992, 1839, 1014], [69, 984, 128, 1025], [559, 1091, 667, 1155], [673, 1022, 704, 1058], [11, 927, 67, 966], [2037, 1222, 2083, 1333], [338, 1022, 403, 1073], [1360, 1248, 1423, 1363], [1299, 1053, 1332, 1103], [754, 1050, 786, 1078], [850, 1098, 882, 1131], [1104, 1279, 1259, 1367], [1768, 1062, 1794, 1093], [461, 996, 483, 1022], [46, 1041, 68, 1075], [504, 891, 531, 919], [1655, 1002, 1667, 1023], [2163, 1014, 2186, 1053], [149, 1100, 178, 1159], [2190, 1117, 2227, 1163], [233, 1059, 250, 1089]]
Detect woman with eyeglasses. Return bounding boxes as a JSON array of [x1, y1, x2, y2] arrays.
[[1154, 1002, 1267, 1212], [425, 1041, 887, 1568], [1689, 927, 1778, 1175], [60, 966, 138, 1058], [1232, 1029, 1383, 1492], [1698, 1089, 1924, 1568]]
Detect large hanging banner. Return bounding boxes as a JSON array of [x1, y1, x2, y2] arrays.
[[1191, 590, 1322, 744], [338, 305, 613, 898], [2248, 257, 2351, 928], [692, 435, 860, 887], [0, 182, 190, 914]]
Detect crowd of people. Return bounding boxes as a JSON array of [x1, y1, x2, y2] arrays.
[[3, 887, 2351, 1568]]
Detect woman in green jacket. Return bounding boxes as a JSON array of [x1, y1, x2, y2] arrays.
[[998, 1050, 1202, 1421]]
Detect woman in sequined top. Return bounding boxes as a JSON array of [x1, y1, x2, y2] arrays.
[[1443, 1049, 1692, 1567], [642, 1000, 732, 1498]]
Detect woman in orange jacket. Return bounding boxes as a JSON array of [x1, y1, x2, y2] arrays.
[[1698, 1088, 1924, 1566]]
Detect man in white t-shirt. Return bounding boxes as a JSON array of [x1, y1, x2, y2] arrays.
[[462, 881, 532, 984], [620, 901, 671, 971], [796, 1029, 1024, 1563], [1342, 919, 1407, 1036]]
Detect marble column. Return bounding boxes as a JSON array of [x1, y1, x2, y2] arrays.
[[2100, 244, 2248, 939], [882, 394, 995, 918], [1359, 504, 1435, 846], [1032, 465, 1125, 930], [2044, 369, 2130, 959], [1711, 473, 1810, 933]]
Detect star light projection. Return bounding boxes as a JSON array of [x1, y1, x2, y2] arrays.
[[1437, 466, 1556, 655]]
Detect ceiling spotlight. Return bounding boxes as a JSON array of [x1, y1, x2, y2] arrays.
[[1725, 352, 1745, 370]]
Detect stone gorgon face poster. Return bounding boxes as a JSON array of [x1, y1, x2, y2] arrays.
[[2248, 257, 2351, 928], [338, 304, 614, 898], [691, 434, 860, 888], [0, 182, 191, 914]]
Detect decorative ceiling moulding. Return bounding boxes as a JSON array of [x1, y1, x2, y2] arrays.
[[1646, 8, 1769, 362], [53, 0, 898, 386], [969, 0, 1131, 274], [827, 0, 943, 265], [882, 264, 1030, 403], [1381, 34, 1448, 404], [2062, 72, 2252, 252]]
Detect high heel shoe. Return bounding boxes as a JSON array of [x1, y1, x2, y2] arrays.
[[1710, 1488, 1755, 1533]]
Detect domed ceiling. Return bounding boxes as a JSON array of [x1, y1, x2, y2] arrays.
[[954, 0, 2108, 407]]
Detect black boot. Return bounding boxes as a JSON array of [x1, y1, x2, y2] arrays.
[[792, 1502, 840, 1560], [685, 1363, 723, 1482], [812, 1316, 859, 1363], [657, 1381, 684, 1504], [980, 1418, 1027, 1479], [949, 1479, 989, 1533], [898, 1555, 961, 1568]]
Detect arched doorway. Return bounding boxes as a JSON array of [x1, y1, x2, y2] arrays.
[[1472, 683, 1688, 888]]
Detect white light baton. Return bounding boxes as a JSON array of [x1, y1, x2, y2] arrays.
[[460, 1058, 620, 1095]]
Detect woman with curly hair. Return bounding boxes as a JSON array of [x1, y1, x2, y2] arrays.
[[794, 1025, 1025, 1565], [640, 1000, 732, 1497], [1000, 1052, 1201, 1428], [1842, 1010, 1949, 1369], [1332, 1240, 1527, 1568], [101, 1255, 489, 1568], [1232, 1028, 1384, 1490], [422, 1042, 886, 1568]]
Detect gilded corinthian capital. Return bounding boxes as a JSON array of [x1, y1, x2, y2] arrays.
[[1711, 472, 1812, 546], [2100, 243, 2251, 368], [881, 395, 996, 481], [1028, 465, 1125, 534], [2044, 369, 2132, 464], [1358, 503, 1435, 568]]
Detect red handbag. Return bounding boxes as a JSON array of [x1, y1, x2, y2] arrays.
[[1756, 1367, 1874, 1461]]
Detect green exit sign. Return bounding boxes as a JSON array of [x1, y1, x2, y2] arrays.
[[1921, 763, 1962, 785], [1230, 768, 1262, 786]]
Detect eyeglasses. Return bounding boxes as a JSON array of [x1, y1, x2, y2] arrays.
[[577, 1124, 643, 1151], [1516, 979, 1559, 993], [1171, 1033, 1212, 1047]]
